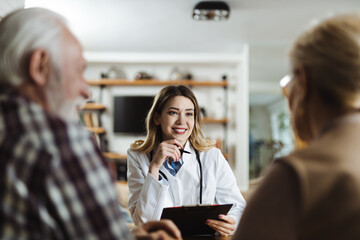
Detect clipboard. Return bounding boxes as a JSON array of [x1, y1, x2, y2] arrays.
[[160, 204, 233, 236]]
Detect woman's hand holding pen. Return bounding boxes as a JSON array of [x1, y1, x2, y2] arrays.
[[149, 139, 182, 180], [205, 214, 236, 237]]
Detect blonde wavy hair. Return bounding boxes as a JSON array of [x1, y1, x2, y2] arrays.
[[290, 14, 360, 112], [131, 85, 215, 153]]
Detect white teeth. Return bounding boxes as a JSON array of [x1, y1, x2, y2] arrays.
[[174, 129, 186, 133]]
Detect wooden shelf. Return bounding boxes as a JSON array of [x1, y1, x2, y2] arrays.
[[116, 180, 128, 185], [103, 152, 127, 160], [81, 103, 106, 110], [86, 127, 106, 134], [86, 79, 228, 87], [203, 118, 228, 124]]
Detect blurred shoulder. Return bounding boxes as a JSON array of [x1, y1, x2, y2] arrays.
[[127, 147, 148, 161]]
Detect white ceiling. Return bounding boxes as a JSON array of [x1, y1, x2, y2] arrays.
[[2, 0, 360, 105], [22, 0, 360, 52]]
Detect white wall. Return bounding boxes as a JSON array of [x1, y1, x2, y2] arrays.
[[0, 0, 24, 17]]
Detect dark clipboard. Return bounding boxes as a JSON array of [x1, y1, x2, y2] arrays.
[[160, 204, 233, 236]]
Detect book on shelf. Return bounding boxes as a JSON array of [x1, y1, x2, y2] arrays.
[[79, 111, 100, 128], [90, 112, 99, 127], [83, 112, 93, 127], [107, 161, 117, 181]]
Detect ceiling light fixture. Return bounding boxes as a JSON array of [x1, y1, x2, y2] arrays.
[[193, 1, 230, 21]]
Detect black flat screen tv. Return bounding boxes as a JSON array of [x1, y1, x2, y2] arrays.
[[113, 96, 154, 134]]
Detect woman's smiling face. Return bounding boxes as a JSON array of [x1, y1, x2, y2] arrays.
[[154, 96, 195, 146]]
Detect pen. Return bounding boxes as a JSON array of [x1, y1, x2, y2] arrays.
[[168, 149, 191, 164], [179, 149, 191, 154]]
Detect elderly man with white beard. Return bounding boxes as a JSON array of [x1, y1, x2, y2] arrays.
[[0, 7, 181, 240]]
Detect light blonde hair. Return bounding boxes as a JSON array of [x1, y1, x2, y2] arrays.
[[290, 14, 360, 112], [131, 85, 215, 153]]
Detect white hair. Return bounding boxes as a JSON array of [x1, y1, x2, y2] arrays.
[[0, 7, 67, 87]]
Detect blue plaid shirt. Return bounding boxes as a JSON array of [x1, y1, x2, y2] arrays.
[[0, 91, 133, 240]]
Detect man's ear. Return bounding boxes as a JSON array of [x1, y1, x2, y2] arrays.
[[29, 49, 50, 86]]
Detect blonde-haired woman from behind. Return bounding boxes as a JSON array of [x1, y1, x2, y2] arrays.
[[234, 14, 360, 240]]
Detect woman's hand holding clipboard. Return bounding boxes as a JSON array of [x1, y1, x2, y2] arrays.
[[161, 204, 233, 236]]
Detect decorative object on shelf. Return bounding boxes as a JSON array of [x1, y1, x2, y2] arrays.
[[183, 73, 193, 80], [169, 67, 182, 81], [107, 65, 126, 80], [200, 107, 207, 117], [100, 72, 108, 79], [107, 69, 117, 79], [193, 1, 230, 21], [135, 71, 153, 80]]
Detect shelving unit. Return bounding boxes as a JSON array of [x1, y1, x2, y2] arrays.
[[79, 102, 106, 147], [79, 103, 128, 180], [83, 51, 250, 190], [87, 78, 229, 166]]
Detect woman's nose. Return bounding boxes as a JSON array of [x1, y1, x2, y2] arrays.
[[176, 113, 185, 124]]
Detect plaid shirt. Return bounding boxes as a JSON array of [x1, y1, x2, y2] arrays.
[[0, 91, 133, 240]]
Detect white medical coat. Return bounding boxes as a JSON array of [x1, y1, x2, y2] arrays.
[[127, 142, 246, 228]]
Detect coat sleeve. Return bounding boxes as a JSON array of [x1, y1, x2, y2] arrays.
[[127, 149, 169, 225], [214, 149, 247, 231]]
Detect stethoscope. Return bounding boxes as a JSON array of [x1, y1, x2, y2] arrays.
[[149, 148, 203, 204]]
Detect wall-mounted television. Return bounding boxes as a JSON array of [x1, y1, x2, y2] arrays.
[[113, 96, 154, 134]]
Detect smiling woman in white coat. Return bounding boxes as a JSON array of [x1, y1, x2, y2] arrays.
[[127, 85, 246, 236]]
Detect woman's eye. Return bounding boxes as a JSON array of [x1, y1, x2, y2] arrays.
[[168, 111, 177, 115], [186, 112, 194, 116]]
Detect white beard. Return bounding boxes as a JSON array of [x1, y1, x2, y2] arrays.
[[57, 97, 86, 122], [45, 72, 86, 123]]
